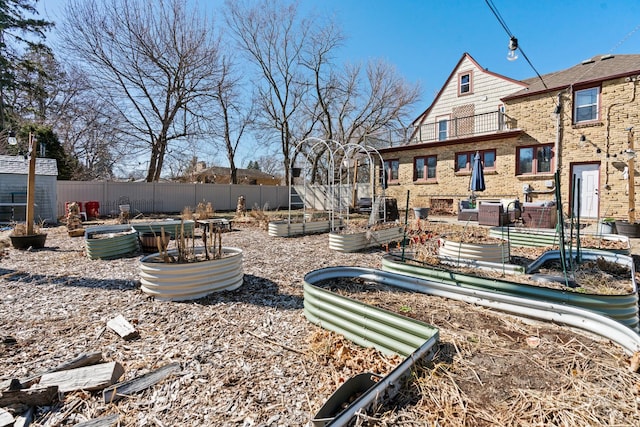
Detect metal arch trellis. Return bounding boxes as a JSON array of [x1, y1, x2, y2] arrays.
[[287, 138, 389, 234], [337, 142, 387, 224], [288, 137, 343, 232]]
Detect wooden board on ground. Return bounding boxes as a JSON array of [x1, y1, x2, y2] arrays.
[[107, 315, 139, 340], [103, 362, 181, 403], [38, 362, 124, 393], [0, 386, 59, 407], [75, 413, 119, 427], [20, 352, 103, 388]]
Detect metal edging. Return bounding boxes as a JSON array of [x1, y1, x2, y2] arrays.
[[303, 267, 439, 426], [383, 251, 639, 331]]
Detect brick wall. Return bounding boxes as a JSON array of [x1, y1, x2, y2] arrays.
[[381, 76, 640, 219]]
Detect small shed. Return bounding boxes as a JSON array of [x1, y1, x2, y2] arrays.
[[0, 155, 59, 224]]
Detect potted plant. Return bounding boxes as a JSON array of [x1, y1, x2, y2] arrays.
[[10, 223, 47, 250], [599, 217, 617, 234]]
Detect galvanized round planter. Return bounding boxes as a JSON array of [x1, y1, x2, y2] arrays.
[[382, 249, 639, 331], [139, 247, 244, 301], [438, 238, 509, 264], [268, 219, 339, 237], [329, 225, 404, 253], [132, 220, 195, 238], [85, 224, 139, 260], [489, 226, 631, 254]]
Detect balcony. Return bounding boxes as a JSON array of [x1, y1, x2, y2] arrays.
[[365, 111, 516, 149]]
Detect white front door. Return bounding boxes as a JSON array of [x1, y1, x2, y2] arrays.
[[571, 164, 600, 218]]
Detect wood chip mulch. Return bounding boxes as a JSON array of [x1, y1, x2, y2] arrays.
[[1, 218, 639, 426]]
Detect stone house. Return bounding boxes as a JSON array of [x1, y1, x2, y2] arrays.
[[374, 52, 640, 221]]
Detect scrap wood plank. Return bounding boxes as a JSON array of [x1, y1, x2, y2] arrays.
[[106, 315, 139, 341], [103, 362, 181, 403], [0, 386, 59, 407], [38, 361, 124, 393], [0, 408, 14, 427], [74, 413, 119, 427], [12, 407, 33, 427], [19, 352, 103, 388]]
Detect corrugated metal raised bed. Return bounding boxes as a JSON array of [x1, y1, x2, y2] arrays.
[[382, 250, 639, 331], [329, 225, 404, 253], [132, 220, 195, 238], [304, 267, 439, 425], [268, 219, 341, 237], [85, 224, 139, 260], [489, 226, 631, 254], [139, 247, 243, 301], [438, 238, 510, 264], [304, 265, 640, 425]]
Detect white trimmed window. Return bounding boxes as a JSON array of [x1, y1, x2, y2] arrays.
[[574, 87, 599, 123], [459, 72, 471, 95]]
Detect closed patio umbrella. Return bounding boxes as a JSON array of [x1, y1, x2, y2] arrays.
[[470, 151, 485, 193]]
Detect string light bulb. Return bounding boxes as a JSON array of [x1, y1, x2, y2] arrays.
[[507, 36, 518, 61], [7, 131, 17, 146]]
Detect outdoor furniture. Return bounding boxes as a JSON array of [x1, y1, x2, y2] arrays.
[[478, 202, 509, 226], [521, 202, 557, 229], [198, 218, 233, 233], [458, 200, 478, 221]]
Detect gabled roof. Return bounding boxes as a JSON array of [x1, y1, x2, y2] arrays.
[[0, 155, 58, 176], [503, 54, 640, 100], [412, 52, 526, 127]]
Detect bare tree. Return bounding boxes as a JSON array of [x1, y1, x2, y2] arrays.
[[225, 0, 319, 185], [60, 0, 223, 181], [225, 0, 420, 186], [207, 55, 254, 184]]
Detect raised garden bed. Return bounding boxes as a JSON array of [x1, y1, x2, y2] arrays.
[[382, 249, 639, 331], [139, 246, 243, 301], [268, 219, 342, 237], [489, 226, 631, 254], [85, 224, 139, 260], [329, 225, 404, 253]]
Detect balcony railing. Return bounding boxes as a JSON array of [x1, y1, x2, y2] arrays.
[[365, 111, 515, 149]]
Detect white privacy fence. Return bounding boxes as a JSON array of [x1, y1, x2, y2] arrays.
[[57, 181, 291, 218], [56, 181, 373, 219]]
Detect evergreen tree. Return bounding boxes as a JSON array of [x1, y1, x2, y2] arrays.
[[0, 0, 53, 130], [247, 160, 260, 170]]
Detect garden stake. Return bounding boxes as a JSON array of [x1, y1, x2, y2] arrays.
[[401, 190, 410, 261]]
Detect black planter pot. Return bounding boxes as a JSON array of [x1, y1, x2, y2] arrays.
[[10, 233, 47, 250], [614, 220, 640, 238]]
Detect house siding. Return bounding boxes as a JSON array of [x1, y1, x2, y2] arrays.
[[419, 56, 525, 130], [381, 53, 640, 220]]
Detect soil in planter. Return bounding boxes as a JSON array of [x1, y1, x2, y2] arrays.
[[313, 277, 638, 426], [399, 223, 633, 295], [334, 219, 402, 235]]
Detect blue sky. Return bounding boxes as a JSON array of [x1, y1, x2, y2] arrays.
[[304, 0, 640, 114], [36, 1, 640, 169], [39, 0, 640, 119]]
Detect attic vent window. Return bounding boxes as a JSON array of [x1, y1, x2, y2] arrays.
[[581, 58, 595, 65], [600, 54, 614, 61]]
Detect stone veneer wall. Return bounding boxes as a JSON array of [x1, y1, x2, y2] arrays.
[[381, 76, 640, 219]]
